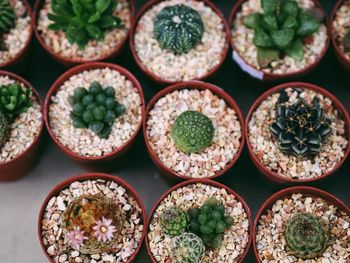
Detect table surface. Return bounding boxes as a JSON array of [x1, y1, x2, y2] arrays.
[[0, 0, 349, 262]]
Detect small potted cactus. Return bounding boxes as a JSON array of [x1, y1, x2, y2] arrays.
[[0, 70, 43, 181], [330, 0, 350, 71], [44, 62, 145, 164], [253, 186, 350, 262], [147, 179, 252, 263], [38, 173, 146, 262], [33, 0, 134, 65], [229, 0, 329, 81], [0, 0, 32, 68], [246, 82, 350, 183], [130, 0, 230, 84], [144, 81, 244, 180]]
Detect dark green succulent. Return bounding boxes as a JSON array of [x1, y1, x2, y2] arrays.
[[171, 232, 205, 263], [0, 0, 16, 51], [343, 28, 350, 52], [187, 197, 234, 249], [171, 110, 215, 153], [48, 0, 122, 49], [0, 83, 32, 122], [68, 81, 125, 139], [285, 213, 329, 259], [270, 90, 332, 158], [154, 4, 204, 54], [242, 0, 323, 67], [0, 110, 9, 148], [159, 207, 188, 237]]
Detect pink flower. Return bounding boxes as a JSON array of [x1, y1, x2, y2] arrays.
[[66, 226, 88, 250], [93, 217, 117, 242]]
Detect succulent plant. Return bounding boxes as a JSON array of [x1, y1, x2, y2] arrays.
[[343, 28, 350, 52], [159, 207, 188, 237], [68, 81, 125, 139], [0, 110, 9, 148], [270, 90, 332, 158], [0, 0, 16, 35], [0, 83, 32, 122], [171, 232, 205, 263], [187, 197, 234, 249], [285, 213, 329, 259], [48, 0, 122, 49], [171, 110, 214, 153], [242, 0, 323, 67], [154, 4, 204, 54], [63, 194, 124, 254]]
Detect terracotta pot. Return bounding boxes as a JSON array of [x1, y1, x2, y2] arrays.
[[0, 0, 33, 69], [129, 0, 230, 85], [252, 186, 350, 262], [329, 0, 350, 72], [245, 82, 350, 184], [44, 62, 145, 166], [38, 172, 147, 263], [32, 0, 134, 67], [146, 179, 252, 263], [143, 81, 245, 180], [0, 70, 44, 181], [228, 0, 330, 81]]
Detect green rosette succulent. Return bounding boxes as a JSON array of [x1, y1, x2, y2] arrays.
[[48, 0, 122, 49], [154, 4, 204, 54], [343, 28, 350, 52], [159, 207, 188, 237], [285, 213, 329, 259], [0, 0, 16, 36], [0, 110, 9, 148], [242, 0, 323, 67], [171, 110, 215, 153], [171, 232, 205, 263]]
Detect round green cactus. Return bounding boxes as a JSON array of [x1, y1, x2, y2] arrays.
[[159, 207, 188, 237], [0, 0, 16, 36], [0, 110, 9, 148], [171, 232, 205, 263], [171, 110, 214, 153], [154, 4, 204, 54], [285, 213, 329, 259]]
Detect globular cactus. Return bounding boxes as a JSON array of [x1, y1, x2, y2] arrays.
[[284, 213, 329, 259], [171, 232, 205, 263], [0, 110, 9, 148], [0, 0, 16, 35], [159, 207, 188, 237]]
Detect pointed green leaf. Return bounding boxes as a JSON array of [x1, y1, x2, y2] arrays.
[[261, 0, 277, 14], [257, 47, 280, 68], [88, 12, 101, 23], [85, 24, 103, 39], [98, 15, 117, 28], [95, 0, 111, 13], [282, 16, 299, 30], [285, 38, 304, 61], [71, 0, 82, 17], [253, 29, 274, 48], [297, 13, 320, 36], [262, 14, 278, 31], [281, 0, 299, 17], [271, 29, 295, 48], [243, 13, 262, 30]]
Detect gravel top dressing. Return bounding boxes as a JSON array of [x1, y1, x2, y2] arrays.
[[0, 76, 42, 163], [48, 67, 142, 157], [134, 0, 227, 82], [333, 0, 350, 60], [146, 88, 242, 178], [256, 193, 350, 263], [148, 183, 250, 262], [248, 87, 348, 180]]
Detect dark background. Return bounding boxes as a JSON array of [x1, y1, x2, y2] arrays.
[[0, 0, 348, 262]]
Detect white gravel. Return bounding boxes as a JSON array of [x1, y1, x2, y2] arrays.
[[333, 0, 350, 60], [134, 0, 227, 82], [146, 88, 242, 178], [0, 75, 42, 163], [148, 183, 250, 262], [256, 193, 350, 263], [48, 67, 143, 157], [248, 87, 348, 180]]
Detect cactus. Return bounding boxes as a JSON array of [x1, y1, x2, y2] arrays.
[[62, 194, 124, 254], [171, 110, 215, 153], [171, 232, 205, 263], [0, 110, 9, 148], [0, 0, 16, 35], [159, 207, 188, 237], [284, 213, 329, 259], [68, 81, 125, 139], [154, 4, 204, 54]]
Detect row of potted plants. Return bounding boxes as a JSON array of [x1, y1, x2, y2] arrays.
[[0, 63, 349, 183], [37, 172, 350, 263], [1, 0, 350, 81]]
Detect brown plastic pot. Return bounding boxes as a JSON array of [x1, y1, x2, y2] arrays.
[[0, 0, 33, 69], [38, 172, 147, 263], [146, 179, 252, 263], [245, 82, 350, 184], [329, 0, 350, 72], [143, 81, 245, 180], [32, 0, 134, 67], [0, 70, 44, 181], [228, 0, 330, 81], [253, 186, 350, 262], [129, 0, 230, 85], [44, 62, 145, 166]]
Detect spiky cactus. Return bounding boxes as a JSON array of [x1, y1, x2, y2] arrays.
[[159, 207, 188, 237], [171, 232, 205, 263], [0, 0, 16, 35], [284, 213, 329, 259], [0, 110, 9, 148]]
